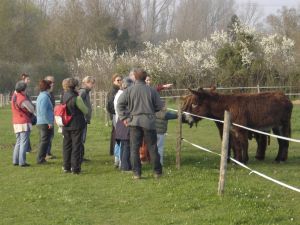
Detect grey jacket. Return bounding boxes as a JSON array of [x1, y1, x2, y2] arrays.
[[117, 80, 163, 130], [78, 87, 92, 123]]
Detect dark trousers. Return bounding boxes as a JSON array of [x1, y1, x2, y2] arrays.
[[81, 123, 87, 161], [120, 140, 131, 171], [129, 126, 162, 176], [109, 126, 116, 155], [63, 129, 83, 173], [37, 124, 53, 163], [46, 128, 54, 155]]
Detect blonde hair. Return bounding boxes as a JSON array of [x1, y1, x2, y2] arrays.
[[62, 78, 78, 91], [45, 75, 55, 82], [82, 76, 95, 84]]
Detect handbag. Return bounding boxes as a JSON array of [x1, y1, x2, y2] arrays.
[[30, 114, 37, 126]]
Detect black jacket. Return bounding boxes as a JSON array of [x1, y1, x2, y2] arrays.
[[62, 90, 86, 130], [106, 85, 119, 119]]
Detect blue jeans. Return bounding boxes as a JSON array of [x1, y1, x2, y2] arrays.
[[157, 134, 165, 165], [13, 131, 30, 165], [120, 140, 131, 171]]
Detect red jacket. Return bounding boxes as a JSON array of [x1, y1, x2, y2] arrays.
[[11, 92, 31, 124]]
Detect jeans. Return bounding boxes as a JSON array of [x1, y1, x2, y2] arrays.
[[26, 131, 32, 152], [37, 124, 53, 163], [120, 140, 131, 171], [130, 126, 162, 176], [157, 134, 165, 165], [13, 131, 30, 165], [63, 129, 83, 173]]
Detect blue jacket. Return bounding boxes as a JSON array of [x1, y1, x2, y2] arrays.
[[36, 91, 54, 125]]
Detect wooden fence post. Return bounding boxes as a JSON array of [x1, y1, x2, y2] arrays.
[[0, 94, 3, 107], [218, 110, 231, 196], [176, 99, 182, 169], [257, 84, 260, 93], [93, 91, 97, 112], [104, 92, 110, 126]]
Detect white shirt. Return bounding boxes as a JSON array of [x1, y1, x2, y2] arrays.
[[113, 89, 123, 124]]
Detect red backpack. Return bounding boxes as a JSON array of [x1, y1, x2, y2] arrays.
[[54, 97, 74, 126]]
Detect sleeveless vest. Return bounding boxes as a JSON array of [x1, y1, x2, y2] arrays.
[[11, 92, 31, 124]]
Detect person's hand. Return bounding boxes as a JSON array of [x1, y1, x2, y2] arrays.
[[123, 120, 128, 127], [48, 124, 53, 129], [163, 83, 173, 89]]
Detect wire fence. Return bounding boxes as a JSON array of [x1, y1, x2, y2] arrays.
[[0, 93, 10, 107]]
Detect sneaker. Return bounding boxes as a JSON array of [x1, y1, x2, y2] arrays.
[[20, 163, 30, 167], [62, 167, 71, 173], [46, 154, 56, 160], [114, 160, 119, 168], [132, 174, 141, 180]]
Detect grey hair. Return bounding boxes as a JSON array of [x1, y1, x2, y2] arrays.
[[122, 77, 133, 89]]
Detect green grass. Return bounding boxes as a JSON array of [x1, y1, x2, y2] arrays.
[[0, 104, 299, 225]]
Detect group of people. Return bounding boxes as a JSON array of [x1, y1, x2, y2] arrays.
[[11, 73, 95, 175], [106, 68, 177, 179], [11, 68, 176, 179]]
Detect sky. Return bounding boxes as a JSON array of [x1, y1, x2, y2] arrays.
[[238, 0, 300, 17]]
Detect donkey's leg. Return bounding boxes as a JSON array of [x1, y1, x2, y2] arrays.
[[255, 133, 267, 161], [231, 136, 242, 162], [278, 122, 291, 161], [272, 127, 287, 162], [239, 131, 249, 163]]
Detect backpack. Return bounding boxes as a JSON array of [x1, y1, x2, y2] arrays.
[[54, 96, 74, 126]]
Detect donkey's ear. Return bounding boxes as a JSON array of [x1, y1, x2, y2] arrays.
[[188, 88, 200, 95]]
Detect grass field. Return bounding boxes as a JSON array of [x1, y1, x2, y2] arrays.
[[0, 104, 299, 225]]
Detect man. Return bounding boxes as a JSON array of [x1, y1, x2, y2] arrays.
[[78, 76, 95, 162], [117, 68, 163, 179], [106, 74, 123, 156], [44, 75, 56, 159]]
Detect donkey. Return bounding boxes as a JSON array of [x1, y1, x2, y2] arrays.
[[181, 88, 293, 163]]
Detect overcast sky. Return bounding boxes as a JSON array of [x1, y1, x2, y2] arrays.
[[238, 0, 300, 16]]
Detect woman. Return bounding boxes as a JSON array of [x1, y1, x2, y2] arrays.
[[114, 77, 133, 171], [11, 81, 35, 167], [61, 78, 88, 174], [36, 80, 54, 164], [78, 76, 96, 162], [106, 73, 123, 156]]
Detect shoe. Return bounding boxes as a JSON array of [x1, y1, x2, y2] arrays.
[[62, 167, 71, 173], [154, 173, 162, 179], [37, 159, 47, 164], [72, 171, 81, 175], [13, 163, 18, 166], [132, 175, 141, 180], [46, 154, 56, 160], [114, 161, 119, 168], [20, 163, 30, 167]]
